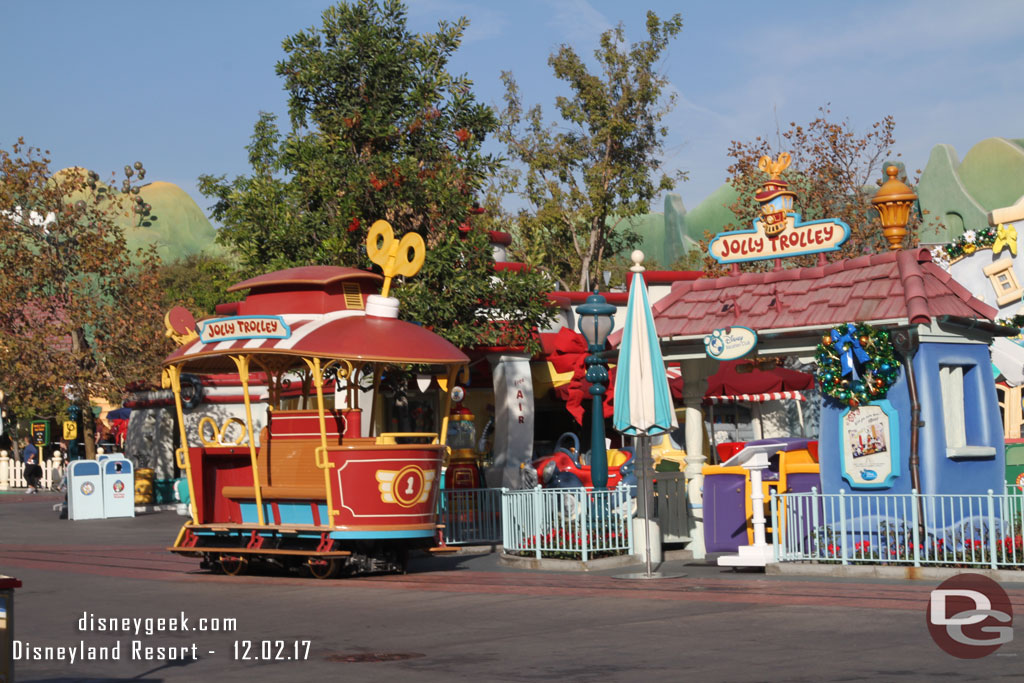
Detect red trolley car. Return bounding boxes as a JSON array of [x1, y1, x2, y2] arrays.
[[166, 222, 467, 577]]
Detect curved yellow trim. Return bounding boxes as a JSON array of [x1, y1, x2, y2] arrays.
[[230, 355, 265, 526], [197, 416, 247, 447], [163, 346, 468, 370], [166, 365, 198, 524], [304, 357, 339, 519]]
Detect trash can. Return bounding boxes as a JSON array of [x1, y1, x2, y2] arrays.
[[1, 575, 22, 683], [154, 479, 175, 504], [135, 468, 155, 504], [67, 460, 105, 520], [174, 477, 190, 505], [102, 459, 135, 518]]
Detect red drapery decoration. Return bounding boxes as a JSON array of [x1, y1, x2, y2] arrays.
[[547, 327, 616, 425]]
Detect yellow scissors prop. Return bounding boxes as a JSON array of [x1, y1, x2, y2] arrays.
[[366, 220, 426, 297]]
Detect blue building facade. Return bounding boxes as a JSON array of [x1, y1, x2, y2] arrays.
[[818, 331, 1005, 532]]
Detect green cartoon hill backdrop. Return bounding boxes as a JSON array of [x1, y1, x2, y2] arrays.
[[57, 168, 218, 262], [625, 137, 1024, 267], [58, 137, 1024, 269]]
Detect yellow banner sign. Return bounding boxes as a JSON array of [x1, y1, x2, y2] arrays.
[[708, 215, 850, 264]]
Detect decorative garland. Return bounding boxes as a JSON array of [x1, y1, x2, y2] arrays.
[[815, 322, 902, 407], [997, 313, 1024, 330], [930, 227, 998, 266]]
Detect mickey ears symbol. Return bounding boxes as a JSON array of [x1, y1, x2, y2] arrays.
[[703, 329, 725, 347]]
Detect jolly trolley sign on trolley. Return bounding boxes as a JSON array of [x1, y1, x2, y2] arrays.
[[708, 154, 851, 266], [164, 221, 468, 579]]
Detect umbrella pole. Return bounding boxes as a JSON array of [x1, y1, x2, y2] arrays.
[[638, 434, 653, 577]]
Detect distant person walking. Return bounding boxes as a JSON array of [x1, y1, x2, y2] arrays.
[[21, 437, 42, 493]]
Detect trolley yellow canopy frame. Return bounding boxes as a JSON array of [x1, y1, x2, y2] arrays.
[[165, 349, 465, 527]]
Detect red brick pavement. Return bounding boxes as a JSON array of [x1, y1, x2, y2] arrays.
[[6, 541, 1024, 614]]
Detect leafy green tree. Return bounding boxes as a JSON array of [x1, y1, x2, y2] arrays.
[[158, 253, 244, 317], [499, 11, 686, 291], [200, 0, 554, 351], [0, 140, 170, 458]]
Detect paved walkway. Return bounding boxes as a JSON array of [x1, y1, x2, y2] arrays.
[[2, 493, 1022, 681]]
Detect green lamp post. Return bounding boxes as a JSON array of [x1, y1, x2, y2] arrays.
[[576, 288, 616, 490]]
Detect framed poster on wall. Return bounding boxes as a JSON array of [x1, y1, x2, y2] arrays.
[[839, 400, 900, 489]]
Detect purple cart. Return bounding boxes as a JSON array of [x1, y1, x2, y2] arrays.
[[703, 438, 820, 554]]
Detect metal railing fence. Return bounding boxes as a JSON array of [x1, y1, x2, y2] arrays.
[[437, 488, 502, 545], [501, 485, 634, 561], [772, 487, 1024, 569]]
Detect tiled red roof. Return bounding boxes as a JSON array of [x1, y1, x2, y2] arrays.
[[652, 248, 997, 338]]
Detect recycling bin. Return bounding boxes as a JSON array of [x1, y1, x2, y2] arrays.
[[102, 458, 135, 518], [67, 460, 104, 520]]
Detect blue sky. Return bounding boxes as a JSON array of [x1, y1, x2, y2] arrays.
[[3, 0, 1022, 221]]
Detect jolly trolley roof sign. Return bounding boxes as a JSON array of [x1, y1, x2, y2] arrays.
[[708, 153, 851, 265]]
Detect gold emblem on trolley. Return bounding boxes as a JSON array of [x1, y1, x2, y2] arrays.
[[376, 465, 435, 508], [366, 220, 426, 298], [164, 306, 199, 346]]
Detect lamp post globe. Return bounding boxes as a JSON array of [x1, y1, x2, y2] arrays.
[[576, 288, 616, 490]]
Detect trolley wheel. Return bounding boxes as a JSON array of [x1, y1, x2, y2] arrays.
[[219, 554, 249, 576], [306, 557, 341, 580]]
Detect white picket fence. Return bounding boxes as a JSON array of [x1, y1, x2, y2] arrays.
[[0, 452, 64, 491]]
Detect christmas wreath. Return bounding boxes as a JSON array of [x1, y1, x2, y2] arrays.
[[815, 322, 902, 407]]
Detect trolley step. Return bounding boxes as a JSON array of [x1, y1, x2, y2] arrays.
[[168, 546, 352, 557]]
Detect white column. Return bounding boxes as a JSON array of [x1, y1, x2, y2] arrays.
[[486, 353, 535, 489], [682, 358, 715, 559], [0, 452, 9, 490]]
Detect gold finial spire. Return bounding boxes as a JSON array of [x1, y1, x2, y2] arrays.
[[871, 165, 917, 251], [758, 152, 792, 180]]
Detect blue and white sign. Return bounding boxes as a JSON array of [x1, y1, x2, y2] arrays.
[[198, 315, 291, 344], [704, 326, 758, 361], [840, 400, 900, 489]]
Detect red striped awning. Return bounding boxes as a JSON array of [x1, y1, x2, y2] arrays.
[[163, 311, 468, 372], [703, 391, 806, 404]]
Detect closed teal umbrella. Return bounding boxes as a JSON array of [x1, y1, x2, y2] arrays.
[[613, 250, 679, 579], [613, 252, 677, 436]]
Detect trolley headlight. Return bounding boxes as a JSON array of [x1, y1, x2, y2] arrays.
[[541, 459, 557, 485]]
